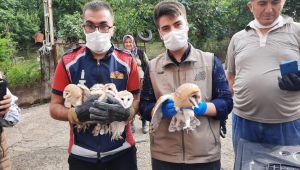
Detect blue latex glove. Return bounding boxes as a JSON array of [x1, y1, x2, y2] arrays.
[[194, 102, 207, 116], [161, 99, 177, 118]]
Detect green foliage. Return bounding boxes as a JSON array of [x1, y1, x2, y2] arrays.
[[6, 60, 41, 88], [283, 0, 300, 21], [0, 35, 16, 62], [202, 38, 230, 62], [52, 0, 87, 28], [0, 0, 39, 50], [181, 0, 252, 48], [109, 0, 158, 42], [143, 41, 165, 60], [57, 12, 84, 43], [0, 59, 13, 74]]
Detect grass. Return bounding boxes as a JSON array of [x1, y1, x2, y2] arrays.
[[137, 41, 166, 60], [115, 41, 166, 60]]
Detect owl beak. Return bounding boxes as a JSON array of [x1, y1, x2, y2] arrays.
[[189, 97, 198, 108]]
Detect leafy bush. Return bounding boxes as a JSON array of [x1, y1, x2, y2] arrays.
[[57, 12, 83, 43], [0, 7, 39, 49], [202, 38, 230, 62], [6, 60, 41, 88], [0, 35, 16, 62], [0, 59, 13, 75]]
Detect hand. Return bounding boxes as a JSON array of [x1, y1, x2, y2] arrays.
[[161, 99, 177, 118], [89, 94, 130, 124], [0, 94, 11, 117], [68, 95, 99, 123], [194, 101, 207, 116], [278, 71, 300, 91]]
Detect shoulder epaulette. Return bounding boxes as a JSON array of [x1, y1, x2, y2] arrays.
[[62, 46, 83, 57], [114, 47, 131, 55]]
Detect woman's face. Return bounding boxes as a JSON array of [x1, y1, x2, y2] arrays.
[[124, 38, 134, 50]]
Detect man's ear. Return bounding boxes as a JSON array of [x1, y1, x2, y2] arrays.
[[247, 2, 253, 12], [280, 0, 286, 11], [158, 29, 163, 40], [111, 26, 116, 36]]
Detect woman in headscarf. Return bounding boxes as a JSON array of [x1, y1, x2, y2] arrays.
[[123, 34, 149, 134]]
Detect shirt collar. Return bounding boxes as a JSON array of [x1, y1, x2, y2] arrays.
[[166, 44, 191, 66], [245, 15, 294, 31], [163, 44, 198, 67]]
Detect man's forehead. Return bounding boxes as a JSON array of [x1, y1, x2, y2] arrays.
[[84, 9, 113, 22], [253, 0, 281, 2], [159, 15, 186, 27]]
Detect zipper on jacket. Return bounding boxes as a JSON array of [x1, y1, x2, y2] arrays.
[[96, 60, 101, 82], [182, 131, 185, 161], [177, 65, 186, 161], [207, 117, 217, 146], [97, 152, 100, 159]]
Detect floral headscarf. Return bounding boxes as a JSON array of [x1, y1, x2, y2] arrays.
[[123, 34, 138, 57]]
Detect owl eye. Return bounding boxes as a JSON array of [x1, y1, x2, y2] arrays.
[[192, 94, 199, 99]]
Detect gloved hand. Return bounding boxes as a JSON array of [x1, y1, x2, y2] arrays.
[[68, 95, 100, 124], [89, 94, 131, 124], [161, 99, 177, 118], [278, 71, 300, 91], [194, 101, 207, 116]]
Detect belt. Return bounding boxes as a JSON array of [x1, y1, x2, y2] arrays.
[[71, 141, 131, 159]]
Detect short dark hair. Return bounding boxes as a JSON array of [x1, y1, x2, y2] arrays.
[[82, 1, 113, 18], [153, 0, 187, 28]]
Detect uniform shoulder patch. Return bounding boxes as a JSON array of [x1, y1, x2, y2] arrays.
[[114, 48, 131, 56], [62, 46, 84, 57]]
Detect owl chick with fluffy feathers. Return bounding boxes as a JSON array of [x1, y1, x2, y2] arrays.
[[63, 83, 134, 140], [63, 84, 91, 132], [150, 83, 202, 133], [109, 90, 133, 140]]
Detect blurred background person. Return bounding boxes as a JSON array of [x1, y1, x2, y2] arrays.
[[123, 35, 149, 134], [0, 72, 21, 169]]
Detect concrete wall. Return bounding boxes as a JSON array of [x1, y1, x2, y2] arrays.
[[11, 83, 52, 108]]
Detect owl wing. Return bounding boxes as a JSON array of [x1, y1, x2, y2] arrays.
[[150, 94, 173, 133], [77, 84, 91, 101]]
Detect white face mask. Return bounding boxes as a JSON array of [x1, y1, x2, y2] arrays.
[[85, 30, 112, 54], [162, 29, 188, 51], [253, 16, 282, 29]]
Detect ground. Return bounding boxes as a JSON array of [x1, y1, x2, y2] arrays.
[[6, 103, 234, 170]]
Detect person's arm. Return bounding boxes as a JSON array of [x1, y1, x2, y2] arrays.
[[225, 36, 236, 96], [130, 93, 139, 120], [50, 59, 71, 121], [50, 94, 69, 121], [0, 94, 11, 117], [3, 89, 20, 125], [127, 55, 141, 115], [204, 56, 233, 120], [139, 67, 156, 121], [227, 72, 235, 96]]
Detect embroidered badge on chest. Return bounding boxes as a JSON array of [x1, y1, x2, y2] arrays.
[[110, 71, 124, 79], [79, 70, 86, 85], [194, 71, 206, 81]]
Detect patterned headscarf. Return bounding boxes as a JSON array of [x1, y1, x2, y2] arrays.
[[123, 34, 138, 57]]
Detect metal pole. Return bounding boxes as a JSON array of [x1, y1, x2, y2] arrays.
[[47, 0, 57, 67], [43, 0, 50, 46], [48, 0, 54, 46]]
